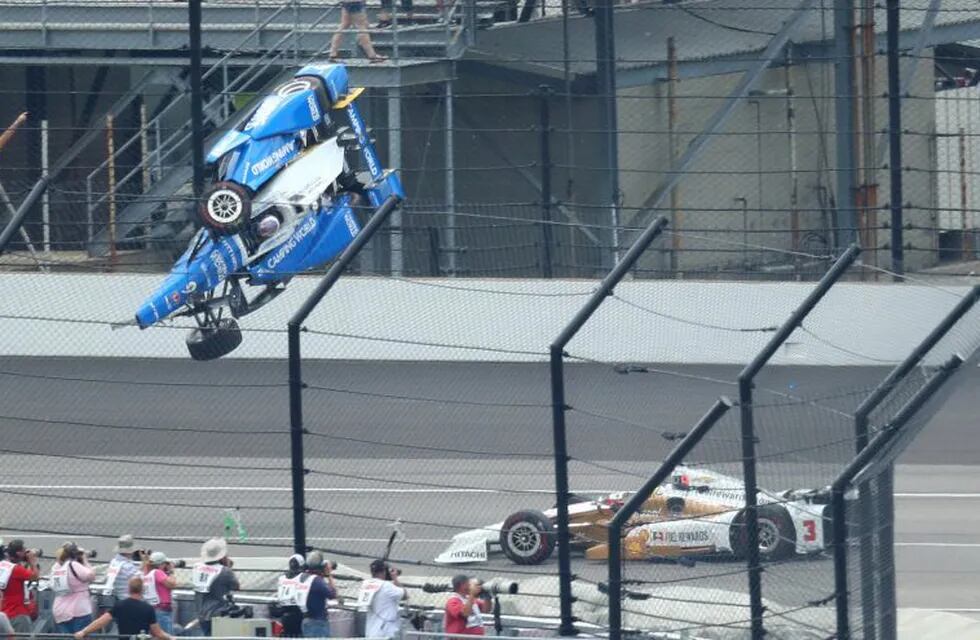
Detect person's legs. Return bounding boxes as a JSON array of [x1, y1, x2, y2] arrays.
[[70, 614, 93, 632], [377, 0, 393, 26], [281, 609, 303, 637], [56, 620, 75, 634], [302, 618, 331, 638], [352, 11, 385, 60], [156, 610, 174, 635], [9, 615, 32, 633], [329, 8, 353, 58], [199, 618, 212, 636]]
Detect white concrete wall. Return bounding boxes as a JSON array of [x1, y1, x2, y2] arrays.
[[1, 273, 976, 364]]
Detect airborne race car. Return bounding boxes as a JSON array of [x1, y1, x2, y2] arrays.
[[434, 466, 834, 566], [133, 64, 403, 360]]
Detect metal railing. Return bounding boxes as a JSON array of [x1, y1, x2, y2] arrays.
[[83, 2, 342, 250]]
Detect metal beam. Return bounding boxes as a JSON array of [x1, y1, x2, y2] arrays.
[[594, 0, 620, 266], [834, 0, 858, 250], [629, 0, 817, 234]]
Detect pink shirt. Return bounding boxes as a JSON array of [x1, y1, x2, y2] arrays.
[[51, 561, 95, 624], [146, 568, 173, 610]]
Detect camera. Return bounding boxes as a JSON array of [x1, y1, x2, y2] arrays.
[[171, 559, 187, 569], [66, 544, 96, 561], [132, 549, 152, 562], [479, 579, 519, 596]]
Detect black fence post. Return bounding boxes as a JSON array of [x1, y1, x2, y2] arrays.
[[550, 215, 668, 635], [607, 397, 733, 640], [188, 0, 205, 199], [886, 0, 903, 278], [833, 355, 965, 640], [738, 244, 860, 637], [848, 284, 980, 639], [875, 467, 896, 640], [287, 195, 401, 555], [539, 85, 554, 279]]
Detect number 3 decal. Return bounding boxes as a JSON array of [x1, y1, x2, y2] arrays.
[[802, 519, 817, 542]]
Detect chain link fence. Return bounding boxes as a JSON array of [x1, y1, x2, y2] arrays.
[[4, 1, 980, 639]]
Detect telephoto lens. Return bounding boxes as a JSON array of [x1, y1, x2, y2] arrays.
[[481, 578, 519, 595]]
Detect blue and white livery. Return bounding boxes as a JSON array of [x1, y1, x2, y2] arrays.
[[134, 64, 403, 360]]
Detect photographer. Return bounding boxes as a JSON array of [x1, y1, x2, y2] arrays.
[[443, 575, 491, 637], [193, 538, 239, 636], [358, 559, 407, 640], [51, 542, 96, 634], [299, 551, 337, 638], [275, 554, 306, 638], [142, 552, 178, 634], [0, 540, 39, 633], [75, 576, 172, 640], [103, 535, 140, 604]]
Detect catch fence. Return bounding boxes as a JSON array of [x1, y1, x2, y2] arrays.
[[3, 1, 980, 639]]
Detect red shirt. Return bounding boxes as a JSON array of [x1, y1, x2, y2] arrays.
[[2, 564, 37, 619], [444, 594, 487, 636]]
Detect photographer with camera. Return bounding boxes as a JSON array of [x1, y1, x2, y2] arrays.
[[443, 575, 492, 637], [142, 552, 179, 634], [275, 554, 306, 638], [51, 542, 96, 634], [0, 540, 39, 633], [103, 535, 140, 605], [75, 576, 172, 640], [299, 551, 337, 638], [193, 538, 239, 636], [358, 559, 408, 640]]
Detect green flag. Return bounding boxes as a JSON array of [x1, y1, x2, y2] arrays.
[[223, 508, 248, 542]]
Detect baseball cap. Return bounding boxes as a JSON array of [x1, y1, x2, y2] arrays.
[[149, 551, 169, 565]]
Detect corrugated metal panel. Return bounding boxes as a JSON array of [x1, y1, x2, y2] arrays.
[[935, 85, 980, 230]]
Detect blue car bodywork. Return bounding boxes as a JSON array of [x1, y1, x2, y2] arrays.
[[134, 64, 403, 351]]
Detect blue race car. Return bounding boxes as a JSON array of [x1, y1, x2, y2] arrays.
[[133, 64, 403, 360]]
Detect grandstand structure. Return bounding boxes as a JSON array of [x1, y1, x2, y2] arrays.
[[1, 0, 980, 278]]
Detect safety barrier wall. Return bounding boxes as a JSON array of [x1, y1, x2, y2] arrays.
[[0, 273, 971, 362]]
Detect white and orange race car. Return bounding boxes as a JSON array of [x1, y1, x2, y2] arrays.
[[434, 466, 835, 566]]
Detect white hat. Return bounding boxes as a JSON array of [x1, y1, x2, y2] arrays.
[[201, 537, 228, 563], [149, 551, 169, 566], [115, 535, 135, 554]]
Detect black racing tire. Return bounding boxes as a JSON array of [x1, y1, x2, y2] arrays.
[[499, 510, 556, 566], [730, 505, 796, 561], [186, 318, 243, 361], [665, 497, 686, 516], [199, 181, 251, 234]]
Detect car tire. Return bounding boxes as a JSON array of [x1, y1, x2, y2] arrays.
[[730, 505, 796, 561], [666, 497, 686, 516], [200, 181, 251, 234], [499, 510, 556, 565], [186, 318, 243, 361]]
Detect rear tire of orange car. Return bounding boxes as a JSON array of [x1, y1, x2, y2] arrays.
[[200, 181, 252, 234], [500, 510, 555, 565]]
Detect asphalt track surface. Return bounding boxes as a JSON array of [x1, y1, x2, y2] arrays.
[[3, 358, 980, 629]]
